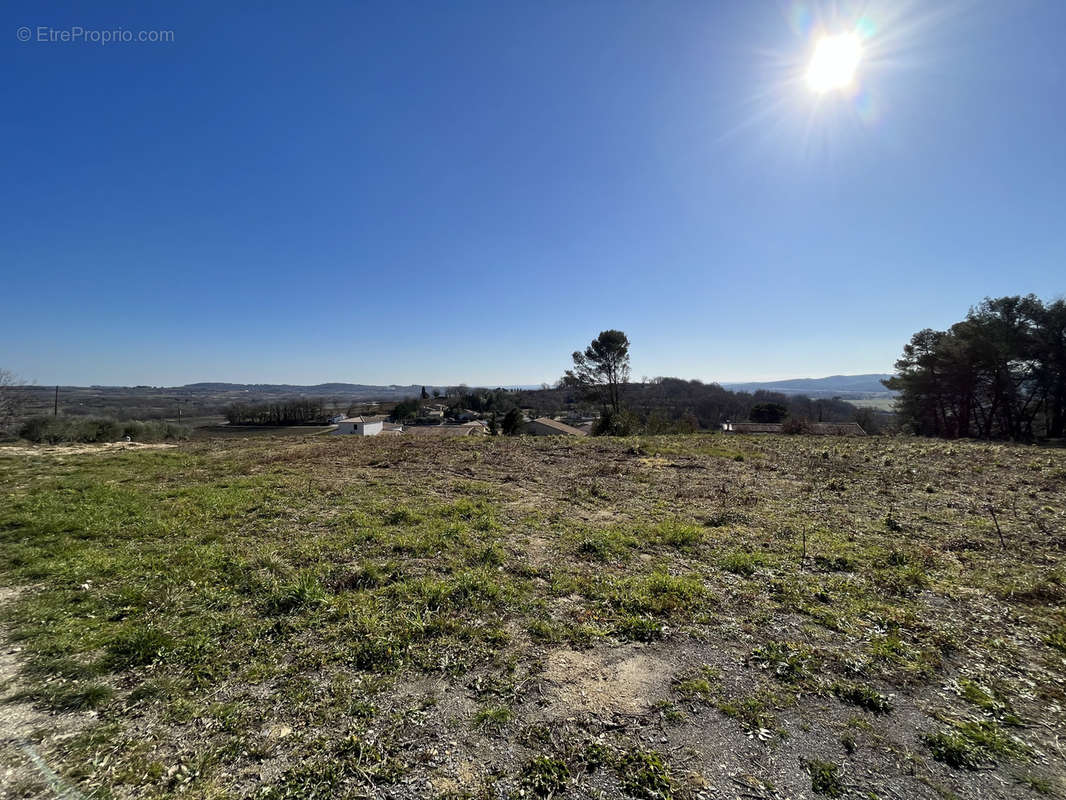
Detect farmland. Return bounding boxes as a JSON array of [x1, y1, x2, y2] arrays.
[[1, 433, 1064, 799]]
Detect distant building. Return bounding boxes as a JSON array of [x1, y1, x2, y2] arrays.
[[526, 417, 588, 437], [721, 421, 866, 436], [721, 422, 784, 434], [334, 415, 388, 436], [405, 423, 485, 437]]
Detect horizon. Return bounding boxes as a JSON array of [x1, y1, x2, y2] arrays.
[[14, 371, 894, 391], [3, 2, 1064, 387]]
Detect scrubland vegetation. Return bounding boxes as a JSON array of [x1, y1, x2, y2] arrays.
[[16, 416, 190, 444], [1, 432, 1063, 798]]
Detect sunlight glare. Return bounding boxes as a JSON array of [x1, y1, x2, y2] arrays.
[[806, 33, 861, 93]]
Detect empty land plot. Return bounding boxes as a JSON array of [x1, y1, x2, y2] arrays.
[[0, 434, 1064, 799]]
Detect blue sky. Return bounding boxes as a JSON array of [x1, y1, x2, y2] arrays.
[[2, 1, 1063, 387]]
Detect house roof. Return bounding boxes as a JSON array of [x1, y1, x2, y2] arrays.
[[724, 421, 867, 436], [405, 425, 482, 437], [339, 415, 388, 424], [725, 422, 784, 433], [809, 422, 867, 435], [530, 417, 587, 436]]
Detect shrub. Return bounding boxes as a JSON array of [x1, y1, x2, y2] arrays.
[[782, 418, 812, 434], [593, 409, 639, 436], [19, 415, 189, 444]]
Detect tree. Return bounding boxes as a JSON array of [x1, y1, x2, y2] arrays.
[[391, 397, 421, 422], [502, 408, 525, 436], [749, 402, 788, 423], [488, 412, 499, 436], [0, 369, 25, 429], [563, 330, 631, 415], [1027, 298, 1066, 438], [420, 386, 429, 400], [886, 295, 1065, 440]]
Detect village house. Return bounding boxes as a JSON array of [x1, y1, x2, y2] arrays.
[[405, 421, 486, 437], [526, 417, 587, 436], [721, 421, 866, 436], [333, 415, 389, 436]]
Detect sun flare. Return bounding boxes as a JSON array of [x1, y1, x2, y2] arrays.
[[806, 33, 861, 93]]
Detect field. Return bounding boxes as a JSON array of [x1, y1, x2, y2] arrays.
[[1, 433, 1064, 799]]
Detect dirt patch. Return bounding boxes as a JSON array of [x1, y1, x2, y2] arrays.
[[0, 587, 89, 799], [0, 442, 177, 457], [540, 645, 673, 717]]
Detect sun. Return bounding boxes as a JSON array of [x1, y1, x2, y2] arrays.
[[806, 33, 862, 93]]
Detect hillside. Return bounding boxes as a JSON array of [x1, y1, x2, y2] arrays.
[[1, 433, 1062, 798], [722, 374, 895, 397]]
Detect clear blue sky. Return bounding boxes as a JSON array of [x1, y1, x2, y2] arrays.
[[3, 1, 1063, 387]]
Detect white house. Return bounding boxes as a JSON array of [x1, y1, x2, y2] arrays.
[[334, 416, 386, 436]]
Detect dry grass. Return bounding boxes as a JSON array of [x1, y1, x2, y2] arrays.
[[0, 432, 1064, 799]]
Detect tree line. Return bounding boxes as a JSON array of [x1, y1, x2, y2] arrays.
[[886, 295, 1065, 440], [224, 399, 328, 426], [556, 330, 881, 434]]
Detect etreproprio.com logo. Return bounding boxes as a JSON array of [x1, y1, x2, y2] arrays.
[[17, 26, 175, 44]]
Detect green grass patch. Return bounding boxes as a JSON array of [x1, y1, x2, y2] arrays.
[[804, 759, 844, 797], [923, 719, 1030, 769], [831, 681, 892, 714], [720, 550, 768, 576], [650, 520, 703, 549], [618, 749, 676, 799], [520, 755, 570, 798]]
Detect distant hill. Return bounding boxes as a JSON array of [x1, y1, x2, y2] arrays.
[[177, 382, 543, 396], [721, 374, 895, 398], [180, 382, 426, 397]]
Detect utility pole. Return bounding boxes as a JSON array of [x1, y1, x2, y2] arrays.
[[54, 385, 58, 417]]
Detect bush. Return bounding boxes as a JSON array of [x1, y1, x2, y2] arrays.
[[782, 418, 812, 434], [594, 409, 639, 436], [18, 416, 190, 444]]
